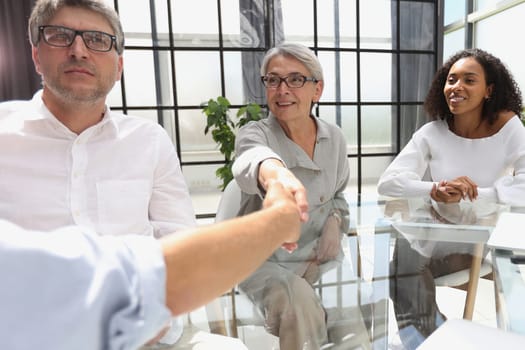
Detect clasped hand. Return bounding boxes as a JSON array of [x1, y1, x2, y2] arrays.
[[259, 159, 309, 253], [262, 179, 304, 253], [430, 176, 478, 203]]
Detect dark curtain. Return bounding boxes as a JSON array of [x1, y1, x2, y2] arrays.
[[391, 1, 436, 149], [239, 0, 283, 106], [0, 0, 40, 102]]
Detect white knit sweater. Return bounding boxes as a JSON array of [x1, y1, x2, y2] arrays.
[[378, 116, 525, 206]]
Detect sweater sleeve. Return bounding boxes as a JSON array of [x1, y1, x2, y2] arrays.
[[377, 133, 435, 198], [479, 119, 525, 206], [489, 139, 525, 206]]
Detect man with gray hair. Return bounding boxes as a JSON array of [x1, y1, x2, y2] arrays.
[[0, 0, 244, 348]]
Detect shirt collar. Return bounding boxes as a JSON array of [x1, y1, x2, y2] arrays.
[[267, 112, 323, 170], [267, 112, 331, 143], [313, 115, 331, 142], [26, 89, 118, 137], [19, 89, 47, 121]]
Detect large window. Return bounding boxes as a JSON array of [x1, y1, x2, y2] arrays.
[[107, 0, 439, 215], [443, 0, 525, 92]]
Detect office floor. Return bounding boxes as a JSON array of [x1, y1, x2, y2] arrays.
[[188, 186, 498, 349]]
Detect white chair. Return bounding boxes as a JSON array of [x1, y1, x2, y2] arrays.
[[418, 318, 525, 349], [428, 199, 495, 319], [205, 179, 241, 336], [205, 180, 266, 338], [434, 244, 493, 320], [206, 181, 366, 346], [389, 199, 495, 321], [214, 179, 242, 222]]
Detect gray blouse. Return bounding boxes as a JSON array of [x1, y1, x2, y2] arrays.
[[232, 113, 350, 272]]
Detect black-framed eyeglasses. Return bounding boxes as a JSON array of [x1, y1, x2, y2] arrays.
[[261, 73, 319, 89], [39, 25, 116, 52]]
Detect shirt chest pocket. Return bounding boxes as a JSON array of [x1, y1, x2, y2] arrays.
[[96, 180, 151, 235]]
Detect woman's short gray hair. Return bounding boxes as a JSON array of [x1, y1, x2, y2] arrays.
[[260, 43, 323, 81], [28, 0, 125, 54]]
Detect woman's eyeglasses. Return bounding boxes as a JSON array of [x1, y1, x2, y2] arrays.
[[261, 73, 319, 89]]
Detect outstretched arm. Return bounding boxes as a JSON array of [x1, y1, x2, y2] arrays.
[[162, 180, 302, 315], [0, 182, 301, 349]]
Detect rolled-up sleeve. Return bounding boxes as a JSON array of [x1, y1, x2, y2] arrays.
[[0, 220, 170, 350], [233, 146, 285, 195], [233, 119, 286, 196]]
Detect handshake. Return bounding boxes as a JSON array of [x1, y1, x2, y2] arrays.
[[162, 179, 303, 315]]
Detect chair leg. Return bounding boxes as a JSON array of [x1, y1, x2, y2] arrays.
[[230, 288, 238, 338], [463, 243, 484, 319], [206, 300, 230, 335], [494, 271, 503, 328], [206, 288, 239, 337]]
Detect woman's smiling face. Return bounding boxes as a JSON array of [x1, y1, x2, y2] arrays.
[[265, 55, 323, 123], [443, 57, 493, 119]]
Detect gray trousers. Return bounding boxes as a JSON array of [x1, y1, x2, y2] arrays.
[[239, 260, 328, 350]]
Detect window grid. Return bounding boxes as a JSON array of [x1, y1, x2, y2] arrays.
[[110, 0, 440, 215]]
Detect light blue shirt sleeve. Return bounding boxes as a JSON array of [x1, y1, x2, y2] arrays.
[[0, 220, 171, 350]]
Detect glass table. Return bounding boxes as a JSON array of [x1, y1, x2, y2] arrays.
[[185, 196, 524, 349], [492, 248, 525, 334]]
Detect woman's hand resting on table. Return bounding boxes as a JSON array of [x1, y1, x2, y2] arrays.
[[430, 176, 478, 203]]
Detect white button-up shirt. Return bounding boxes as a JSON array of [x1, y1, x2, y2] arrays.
[[0, 219, 170, 350], [0, 91, 197, 237], [0, 90, 196, 345]]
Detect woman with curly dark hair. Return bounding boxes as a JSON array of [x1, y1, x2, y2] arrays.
[[378, 48, 525, 206], [377, 49, 525, 349]]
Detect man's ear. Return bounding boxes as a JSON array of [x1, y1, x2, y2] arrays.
[[115, 55, 123, 81], [31, 46, 43, 75]]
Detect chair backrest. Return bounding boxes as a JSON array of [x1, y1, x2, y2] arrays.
[[208, 179, 256, 337], [215, 179, 242, 223]]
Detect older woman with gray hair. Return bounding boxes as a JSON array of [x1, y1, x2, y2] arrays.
[[232, 43, 355, 349]]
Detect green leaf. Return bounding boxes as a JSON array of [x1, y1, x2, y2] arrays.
[[201, 96, 262, 191], [237, 102, 262, 128]]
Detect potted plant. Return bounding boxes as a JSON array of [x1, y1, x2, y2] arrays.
[[201, 96, 263, 191]]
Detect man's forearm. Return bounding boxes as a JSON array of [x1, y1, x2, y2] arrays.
[[161, 197, 299, 315]]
